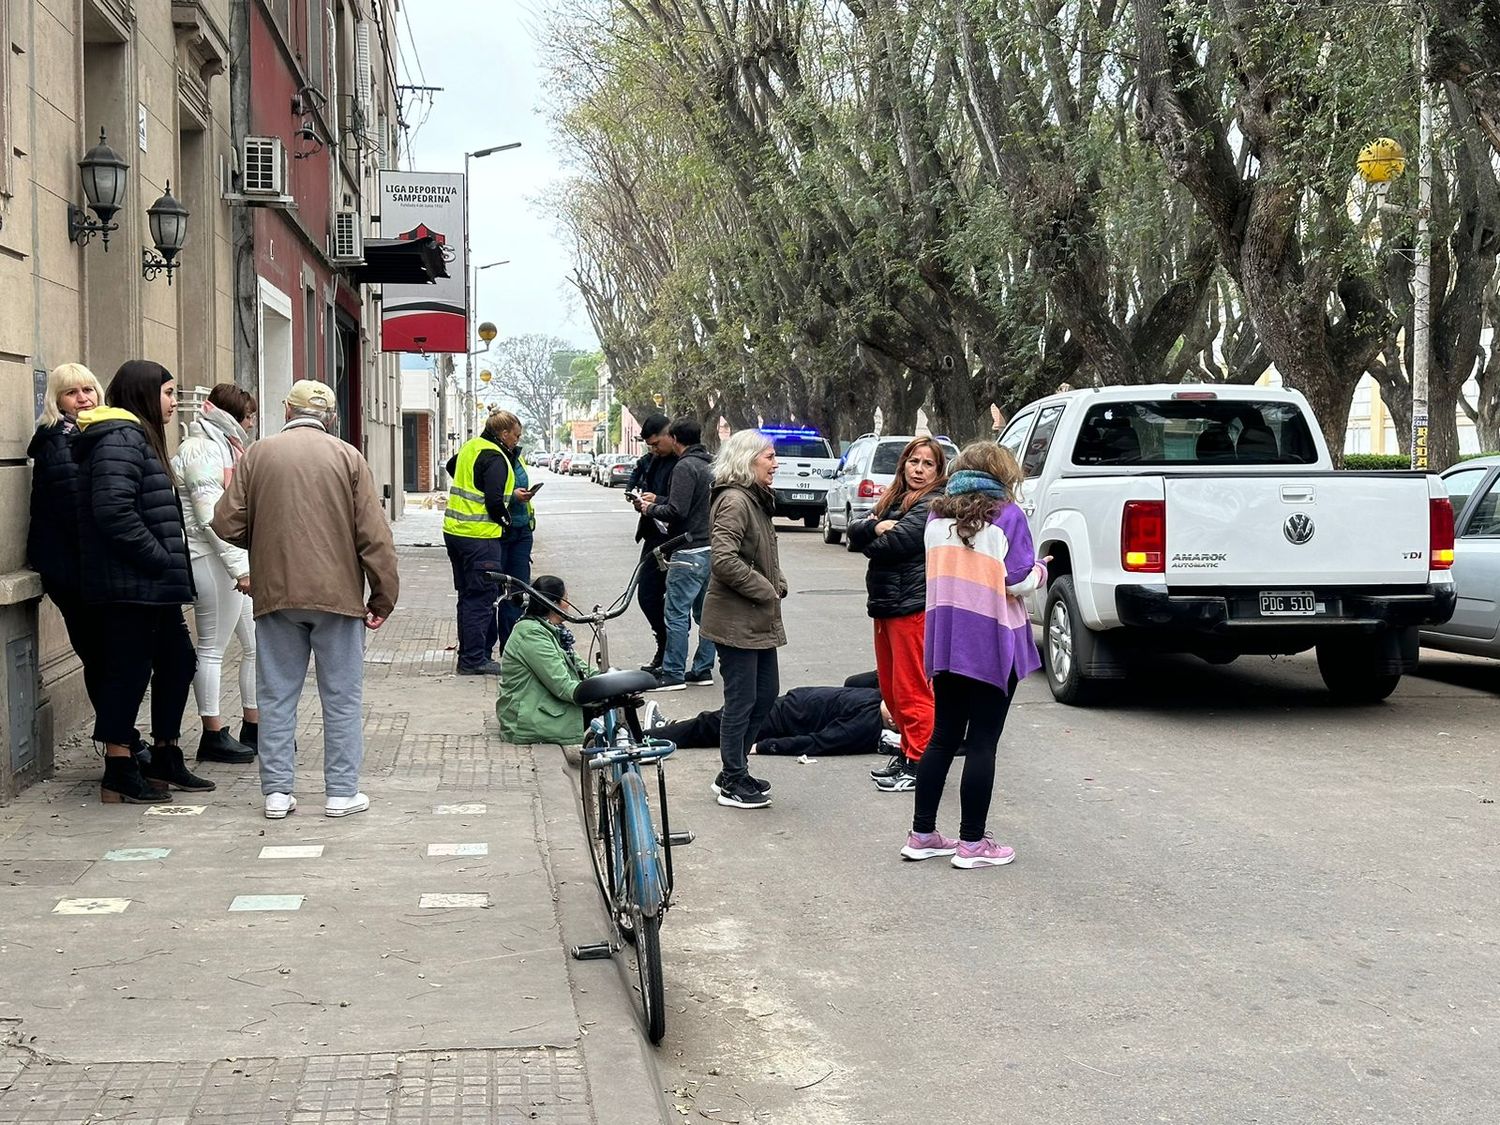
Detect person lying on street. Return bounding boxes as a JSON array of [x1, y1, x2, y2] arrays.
[[497, 575, 596, 744], [646, 685, 891, 758]]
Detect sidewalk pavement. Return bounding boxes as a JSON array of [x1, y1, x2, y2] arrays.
[[0, 507, 669, 1124]]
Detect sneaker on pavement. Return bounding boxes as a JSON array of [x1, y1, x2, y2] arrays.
[[874, 763, 917, 792], [648, 675, 686, 693], [641, 700, 668, 731], [900, 830, 960, 861], [951, 834, 1016, 869], [325, 793, 371, 818], [716, 776, 771, 809], [457, 660, 503, 676], [264, 793, 297, 819], [870, 753, 904, 780], [640, 663, 664, 677], [685, 669, 714, 686], [710, 771, 772, 797]]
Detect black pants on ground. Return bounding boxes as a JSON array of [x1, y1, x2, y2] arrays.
[[717, 645, 779, 782], [444, 533, 505, 669], [656, 711, 722, 749], [912, 672, 1016, 841], [636, 540, 668, 666], [90, 604, 196, 746]]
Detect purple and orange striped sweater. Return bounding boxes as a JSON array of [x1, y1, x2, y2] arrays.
[[924, 501, 1046, 693]]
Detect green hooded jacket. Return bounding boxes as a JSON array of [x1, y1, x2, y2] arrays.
[[497, 617, 593, 744]]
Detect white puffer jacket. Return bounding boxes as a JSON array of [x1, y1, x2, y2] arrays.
[[172, 402, 251, 580]]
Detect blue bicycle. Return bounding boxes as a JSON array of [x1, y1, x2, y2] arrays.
[[493, 538, 689, 1043]]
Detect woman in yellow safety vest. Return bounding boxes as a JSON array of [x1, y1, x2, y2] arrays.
[[442, 411, 536, 675]]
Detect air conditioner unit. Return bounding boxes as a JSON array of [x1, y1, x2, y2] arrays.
[[242, 136, 287, 196], [332, 210, 364, 263]]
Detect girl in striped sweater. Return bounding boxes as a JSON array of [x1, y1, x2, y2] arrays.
[[901, 442, 1047, 869]]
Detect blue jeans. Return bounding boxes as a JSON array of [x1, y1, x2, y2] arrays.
[[662, 548, 716, 681], [496, 529, 533, 656]]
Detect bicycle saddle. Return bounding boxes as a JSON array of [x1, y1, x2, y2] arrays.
[[574, 670, 660, 706]]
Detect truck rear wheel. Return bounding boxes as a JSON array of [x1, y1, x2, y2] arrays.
[[1044, 577, 1098, 705], [1315, 642, 1401, 703]]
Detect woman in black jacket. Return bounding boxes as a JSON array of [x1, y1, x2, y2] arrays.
[[28, 363, 106, 709], [847, 437, 948, 792], [75, 360, 209, 803]]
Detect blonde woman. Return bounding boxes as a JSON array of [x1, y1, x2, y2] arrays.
[[174, 383, 260, 764], [699, 429, 786, 810], [27, 363, 107, 721]]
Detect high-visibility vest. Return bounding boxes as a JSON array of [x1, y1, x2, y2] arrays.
[[443, 437, 510, 539]]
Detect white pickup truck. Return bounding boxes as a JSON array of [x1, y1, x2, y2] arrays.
[[998, 385, 1458, 704], [766, 427, 840, 526]]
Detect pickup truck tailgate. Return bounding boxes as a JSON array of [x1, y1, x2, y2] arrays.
[[1164, 474, 1432, 587]]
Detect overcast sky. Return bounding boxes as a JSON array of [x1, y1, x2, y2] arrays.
[[399, 1, 593, 360]]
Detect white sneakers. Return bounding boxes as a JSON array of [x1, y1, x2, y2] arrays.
[[264, 792, 371, 819], [264, 793, 297, 819], [324, 792, 370, 818]]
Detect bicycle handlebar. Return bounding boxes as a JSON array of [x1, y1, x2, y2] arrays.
[[584, 738, 677, 768], [485, 534, 692, 626]]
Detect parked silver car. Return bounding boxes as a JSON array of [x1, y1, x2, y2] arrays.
[[820, 433, 960, 545], [1423, 455, 1500, 658]]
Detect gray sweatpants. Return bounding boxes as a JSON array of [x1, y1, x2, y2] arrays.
[[256, 609, 366, 798]]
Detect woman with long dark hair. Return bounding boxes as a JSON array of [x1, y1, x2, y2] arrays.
[[75, 360, 210, 802], [847, 437, 948, 792], [496, 575, 594, 744]]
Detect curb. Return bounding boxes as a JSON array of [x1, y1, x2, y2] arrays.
[[534, 750, 672, 1125]]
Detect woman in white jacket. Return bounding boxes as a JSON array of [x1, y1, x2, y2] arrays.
[[173, 383, 259, 764]]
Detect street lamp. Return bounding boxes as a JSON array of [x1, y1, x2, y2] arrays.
[[141, 181, 190, 284], [67, 128, 130, 250], [464, 259, 510, 435], [463, 142, 520, 423]]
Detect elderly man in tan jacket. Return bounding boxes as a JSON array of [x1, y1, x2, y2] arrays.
[[213, 379, 399, 820]]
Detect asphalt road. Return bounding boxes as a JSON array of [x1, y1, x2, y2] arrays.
[[529, 467, 1498, 1125]]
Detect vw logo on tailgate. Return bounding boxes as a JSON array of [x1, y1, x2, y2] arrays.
[[1283, 513, 1315, 545]]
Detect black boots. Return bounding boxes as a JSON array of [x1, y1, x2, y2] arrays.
[[100, 755, 172, 804], [197, 727, 256, 764], [237, 720, 258, 751], [141, 744, 217, 792]]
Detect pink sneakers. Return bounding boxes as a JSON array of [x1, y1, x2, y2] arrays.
[[951, 835, 1016, 869], [900, 831, 959, 861]]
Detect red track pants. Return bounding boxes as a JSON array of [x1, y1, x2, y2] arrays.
[[874, 612, 934, 763]]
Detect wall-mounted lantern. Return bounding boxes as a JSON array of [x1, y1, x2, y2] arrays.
[[67, 128, 130, 249], [141, 182, 190, 284]]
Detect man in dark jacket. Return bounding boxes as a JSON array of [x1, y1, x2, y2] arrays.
[[627, 414, 677, 673], [638, 417, 715, 690], [649, 685, 888, 758]]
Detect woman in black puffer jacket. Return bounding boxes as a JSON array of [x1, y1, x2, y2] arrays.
[[75, 360, 209, 803], [847, 438, 949, 792], [28, 363, 106, 706]]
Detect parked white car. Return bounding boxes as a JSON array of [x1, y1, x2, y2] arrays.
[[767, 428, 839, 526], [1422, 455, 1500, 658], [1000, 385, 1457, 704], [820, 433, 960, 544]]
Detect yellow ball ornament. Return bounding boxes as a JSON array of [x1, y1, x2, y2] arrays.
[[1357, 137, 1406, 184]]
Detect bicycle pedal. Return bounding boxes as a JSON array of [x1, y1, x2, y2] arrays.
[[571, 942, 614, 961], [658, 830, 695, 847]]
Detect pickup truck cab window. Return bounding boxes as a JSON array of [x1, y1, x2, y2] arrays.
[[1072, 399, 1319, 466], [998, 411, 1036, 460], [1022, 404, 1066, 476]]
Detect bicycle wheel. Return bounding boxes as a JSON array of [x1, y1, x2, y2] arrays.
[[633, 909, 665, 1044], [584, 765, 635, 944], [618, 770, 666, 1042]]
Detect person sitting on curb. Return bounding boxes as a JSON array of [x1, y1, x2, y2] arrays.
[[497, 575, 596, 744], [646, 684, 892, 760]]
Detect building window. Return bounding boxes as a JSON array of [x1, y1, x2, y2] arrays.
[[0, 0, 12, 196], [304, 285, 319, 381], [307, 0, 326, 94]]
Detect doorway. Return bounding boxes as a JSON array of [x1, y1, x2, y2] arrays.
[[257, 279, 294, 436]]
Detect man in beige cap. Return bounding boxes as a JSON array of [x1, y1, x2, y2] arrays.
[[213, 380, 399, 819]]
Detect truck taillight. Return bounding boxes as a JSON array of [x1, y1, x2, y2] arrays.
[[857, 479, 885, 500], [1122, 500, 1165, 572], [1430, 497, 1455, 569]]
